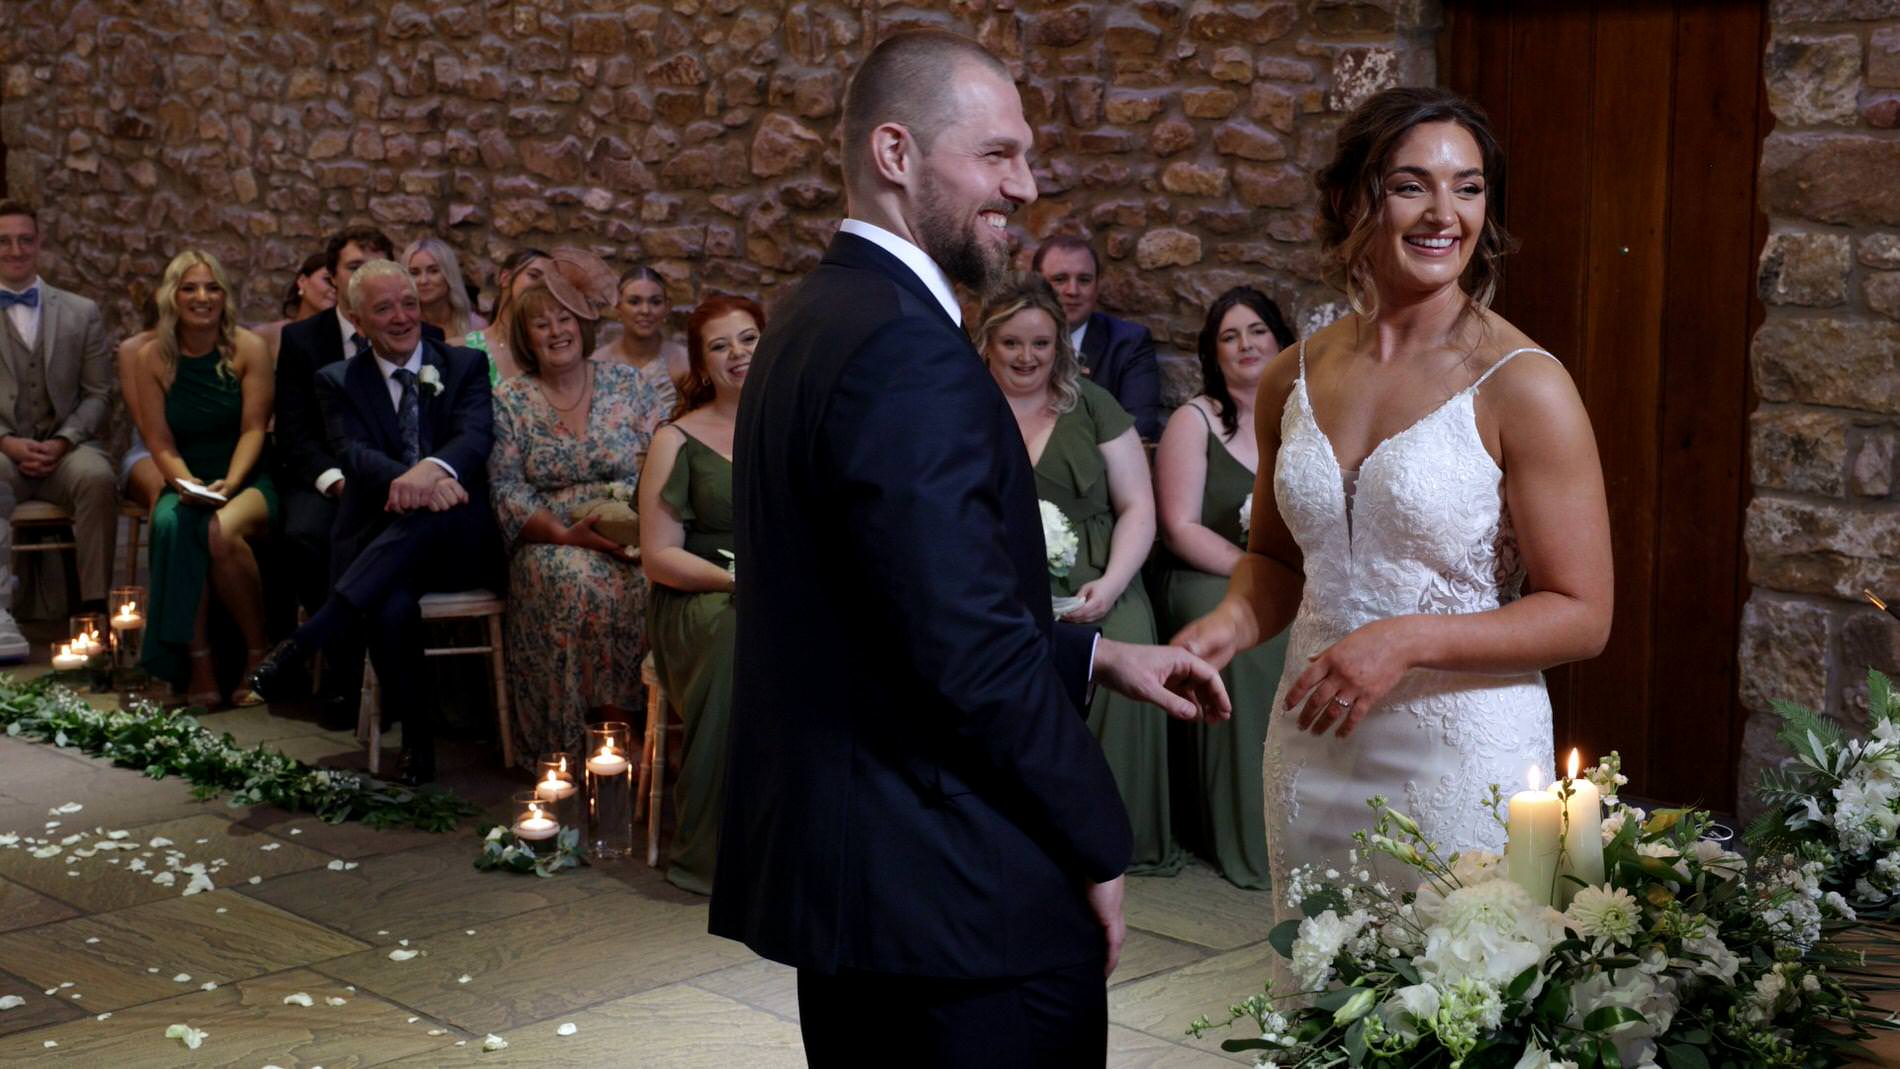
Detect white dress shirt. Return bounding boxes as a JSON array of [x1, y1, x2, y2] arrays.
[[371, 342, 456, 482], [314, 308, 368, 495], [0, 275, 44, 350], [838, 219, 962, 326], [1069, 320, 1088, 359]]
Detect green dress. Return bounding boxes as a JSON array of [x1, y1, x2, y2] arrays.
[[646, 431, 736, 895], [1159, 405, 1287, 889], [1038, 381, 1183, 875], [143, 351, 279, 685]]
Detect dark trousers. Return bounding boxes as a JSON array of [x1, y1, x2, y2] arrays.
[[334, 504, 499, 751], [796, 958, 1107, 1068], [281, 484, 362, 696]]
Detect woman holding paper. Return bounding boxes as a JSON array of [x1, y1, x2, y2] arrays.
[[131, 250, 278, 707]]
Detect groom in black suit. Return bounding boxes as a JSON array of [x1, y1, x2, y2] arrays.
[[252, 259, 499, 783], [713, 30, 1228, 1066]]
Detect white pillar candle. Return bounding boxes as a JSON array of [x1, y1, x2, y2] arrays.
[[111, 611, 143, 631], [1504, 767, 1562, 907], [535, 772, 577, 803], [511, 815, 559, 841], [1548, 748, 1606, 909], [587, 742, 629, 778], [51, 644, 87, 671]]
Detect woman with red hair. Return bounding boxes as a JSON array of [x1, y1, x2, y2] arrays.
[[638, 292, 760, 894]]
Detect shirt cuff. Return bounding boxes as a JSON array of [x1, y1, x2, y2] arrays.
[[315, 468, 344, 494], [1087, 632, 1100, 681], [425, 457, 459, 481]]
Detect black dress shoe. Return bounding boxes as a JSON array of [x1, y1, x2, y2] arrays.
[[314, 693, 356, 733], [395, 746, 436, 787], [248, 638, 310, 704]]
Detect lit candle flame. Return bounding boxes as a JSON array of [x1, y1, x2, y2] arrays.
[[1567, 748, 1581, 782], [557, 756, 567, 774], [599, 740, 617, 759], [117, 601, 136, 618], [56, 643, 68, 656], [542, 770, 560, 786]]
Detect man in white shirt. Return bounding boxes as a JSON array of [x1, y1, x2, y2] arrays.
[[0, 201, 117, 660]]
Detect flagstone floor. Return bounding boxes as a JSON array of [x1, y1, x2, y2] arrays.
[[0, 663, 1271, 1068]]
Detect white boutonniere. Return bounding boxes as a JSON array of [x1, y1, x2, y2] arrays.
[[417, 364, 444, 396]]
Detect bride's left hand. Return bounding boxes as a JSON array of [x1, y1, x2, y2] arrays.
[[1283, 617, 1419, 739]]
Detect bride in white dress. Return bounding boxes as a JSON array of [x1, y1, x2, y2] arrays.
[[1173, 86, 1614, 979]]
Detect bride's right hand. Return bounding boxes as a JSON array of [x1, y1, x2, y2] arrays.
[[1170, 606, 1241, 673]]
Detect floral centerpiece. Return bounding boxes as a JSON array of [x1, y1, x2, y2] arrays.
[[1194, 758, 1892, 1067], [1750, 667, 1900, 917]]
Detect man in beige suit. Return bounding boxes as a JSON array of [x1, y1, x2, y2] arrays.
[[0, 201, 116, 660]]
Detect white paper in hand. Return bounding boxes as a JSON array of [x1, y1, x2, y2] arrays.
[[174, 478, 228, 505]]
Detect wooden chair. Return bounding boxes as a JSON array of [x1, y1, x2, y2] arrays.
[[119, 499, 148, 586], [11, 500, 80, 609], [635, 651, 675, 867], [355, 589, 510, 775]]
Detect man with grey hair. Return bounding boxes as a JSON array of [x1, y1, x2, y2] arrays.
[[716, 29, 1228, 1064], [250, 259, 500, 784]]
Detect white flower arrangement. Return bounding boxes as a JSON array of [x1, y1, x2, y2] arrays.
[[1193, 785, 1889, 1068], [1040, 499, 1078, 579], [416, 363, 443, 396]]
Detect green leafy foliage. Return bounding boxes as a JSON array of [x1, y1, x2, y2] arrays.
[[472, 823, 587, 878]]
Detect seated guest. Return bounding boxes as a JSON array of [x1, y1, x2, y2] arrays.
[[404, 237, 486, 341], [0, 200, 117, 659], [492, 274, 666, 769], [275, 226, 445, 721], [1153, 285, 1295, 889], [590, 265, 687, 406], [638, 293, 756, 895], [114, 295, 166, 512], [252, 259, 501, 784], [252, 253, 334, 364], [1034, 234, 1161, 441], [130, 250, 276, 706], [977, 276, 1179, 873], [465, 247, 551, 382]]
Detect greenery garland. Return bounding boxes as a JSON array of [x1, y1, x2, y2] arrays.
[[474, 823, 588, 878], [0, 675, 475, 832]]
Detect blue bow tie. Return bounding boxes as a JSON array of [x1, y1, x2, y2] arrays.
[[0, 288, 38, 310]]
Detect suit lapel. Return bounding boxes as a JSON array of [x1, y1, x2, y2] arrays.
[[1079, 313, 1108, 375], [344, 347, 402, 454], [822, 233, 968, 343]]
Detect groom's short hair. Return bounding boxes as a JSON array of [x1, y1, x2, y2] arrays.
[[841, 30, 1011, 181]]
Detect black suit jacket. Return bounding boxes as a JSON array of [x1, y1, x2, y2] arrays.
[[276, 310, 445, 490], [1079, 310, 1160, 442], [711, 231, 1132, 980], [313, 337, 492, 578]]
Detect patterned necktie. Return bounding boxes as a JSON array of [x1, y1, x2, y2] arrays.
[[0, 288, 39, 310], [391, 368, 421, 466]]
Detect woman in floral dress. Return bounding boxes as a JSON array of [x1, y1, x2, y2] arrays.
[[491, 282, 666, 769]]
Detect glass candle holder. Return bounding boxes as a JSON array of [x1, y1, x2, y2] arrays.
[[510, 790, 561, 854], [108, 586, 146, 673], [533, 752, 581, 830], [586, 722, 634, 860], [68, 613, 106, 660]]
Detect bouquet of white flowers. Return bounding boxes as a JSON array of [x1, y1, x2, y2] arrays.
[[1040, 499, 1078, 579], [1240, 491, 1254, 539], [1194, 773, 1890, 1068], [1751, 668, 1900, 915]]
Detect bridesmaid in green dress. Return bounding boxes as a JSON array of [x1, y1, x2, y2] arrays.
[[1155, 286, 1297, 889], [976, 278, 1183, 875], [130, 251, 278, 707], [464, 247, 550, 384], [638, 293, 759, 895]]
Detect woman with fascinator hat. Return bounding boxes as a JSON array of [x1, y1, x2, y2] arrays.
[[489, 252, 670, 770]]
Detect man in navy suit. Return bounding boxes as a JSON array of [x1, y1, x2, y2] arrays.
[[252, 259, 498, 784], [1034, 234, 1162, 441], [714, 30, 1227, 1065], [275, 225, 446, 722]]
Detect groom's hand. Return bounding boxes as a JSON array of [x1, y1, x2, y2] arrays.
[[1086, 875, 1126, 977], [1094, 638, 1231, 722]]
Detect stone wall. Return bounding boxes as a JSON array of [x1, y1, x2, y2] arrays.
[[0, 0, 1438, 402], [1741, 0, 1900, 814]]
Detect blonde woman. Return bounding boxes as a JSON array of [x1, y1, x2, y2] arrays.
[[130, 251, 277, 707], [404, 237, 485, 341]]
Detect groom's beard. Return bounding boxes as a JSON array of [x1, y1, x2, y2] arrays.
[[916, 176, 1012, 300]]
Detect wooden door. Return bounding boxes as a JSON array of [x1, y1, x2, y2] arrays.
[[1441, 0, 1768, 811]]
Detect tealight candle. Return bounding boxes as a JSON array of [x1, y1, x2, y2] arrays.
[[111, 604, 143, 630], [1549, 748, 1606, 908], [51, 644, 86, 671], [512, 804, 559, 842], [1504, 766, 1561, 907], [587, 740, 629, 778], [535, 769, 577, 803]]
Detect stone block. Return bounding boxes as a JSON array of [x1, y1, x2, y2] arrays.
[[1736, 593, 1830, 715], [1850, 430, 1896, 497], [571, 13, 626, 54], [1074, 127, 1141, 154], [1210, 46, 1254, 84], [1765, 34, 1862, 126], [1311, 0, 1397, 34], [1033, 7, 1093, 47], [647, 53, 707, 86], [642, 225, 706, 259], [1859, 234, 1900, 269], [1328, 46, 1398, 112], [1250, 81, 1296, 132], [1137, 228, 1204, 269], [1751, 316, 1900, 412], [1750, 407, 1850, 496], [1757, 230, 1850, 306], [1062, 77, 1105, 126], [1872, 26, 1900, 89], [1761, 133, 1900, 227], [1840, 608, 1900, 720], [1746, 495, 1900, 601], [1772, 0, 1900, 21], [750, 113, 821, 178], [1103, 91, 1167, 125], [1185, 1, 1296, 44], [1213, 120, 1285, 161], [768, 68, 842, 119], [1863, 93, 1900, 130], [1868, 271, 1900, 323], [1104, 12, 1163, 55], [1182, 86, 1239, 119], [1149, 118, 1197, 157], [1158, 352, 1202, 407], [1161, 161, 1230, 197], [1233, 162, 1305, 208], [367, 194, 434, 225]]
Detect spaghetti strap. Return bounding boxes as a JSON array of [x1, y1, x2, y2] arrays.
[[1473, 347, 1558, 389], [1188, 400, 1217, 436]]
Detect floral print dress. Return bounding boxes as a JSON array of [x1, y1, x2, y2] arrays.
[[490, 360, 667, 769]]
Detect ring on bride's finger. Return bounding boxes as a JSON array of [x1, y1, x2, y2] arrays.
[[1332, 697, 1353, 708]]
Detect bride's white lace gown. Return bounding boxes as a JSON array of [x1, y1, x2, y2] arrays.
[[1263, 343, 1557, 938]]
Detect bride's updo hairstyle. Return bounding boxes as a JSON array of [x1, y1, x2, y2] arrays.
[[1316, 87, 1516, 319]]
